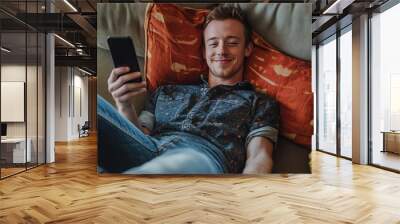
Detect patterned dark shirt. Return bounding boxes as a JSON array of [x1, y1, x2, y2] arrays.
[[140, 77, 280, 173]]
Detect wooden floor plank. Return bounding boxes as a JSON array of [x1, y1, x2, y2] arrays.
[[0, 134, 399, 223]]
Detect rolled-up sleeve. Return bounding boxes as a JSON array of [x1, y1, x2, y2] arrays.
[[138, 88, 161, 132], [138, 110, 155, 131], [245, 96, 280, 148]]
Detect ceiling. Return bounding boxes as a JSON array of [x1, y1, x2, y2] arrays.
[[0, 0, 99, 74], [0, 0, 392, 74], [310, 0, 389, 43]]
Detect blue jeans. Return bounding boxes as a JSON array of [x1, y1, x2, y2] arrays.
[[97, 95, 226, 174]]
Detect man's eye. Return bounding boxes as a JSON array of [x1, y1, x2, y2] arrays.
[[208, 43, 218, 47], [227, 42, 239, 46]]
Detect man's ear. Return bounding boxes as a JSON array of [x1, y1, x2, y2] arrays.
[[245, 42, 254, 57]]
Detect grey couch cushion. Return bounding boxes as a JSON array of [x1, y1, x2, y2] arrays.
[[235, 3, 312, 61], [97, 3, 311, 60], [272, 137, 311, 173], [97, 3, 148, 57]]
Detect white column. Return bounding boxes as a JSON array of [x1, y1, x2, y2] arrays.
[[46, 33, 55, 163], [352, 14, 369, 164], [45, 1, 56, 163]]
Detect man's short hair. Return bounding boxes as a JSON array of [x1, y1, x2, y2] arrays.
[[203, 5, 252, 46]]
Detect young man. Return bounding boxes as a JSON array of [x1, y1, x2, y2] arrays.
[[98, 5, 279, 174]]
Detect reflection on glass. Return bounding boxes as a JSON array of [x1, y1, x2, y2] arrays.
[[390, 75, 400, 130], [27, 32, 38, 169], [340, 29, 352, 158], [318, 37, 337, 154], [38, 32, 46, 165], [1, 31, 27, 177], [371, 3, 400, 171], [0, 1, 46, 179]]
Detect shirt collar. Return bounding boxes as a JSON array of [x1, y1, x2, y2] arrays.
[[200, 74, 208, 86], [200, 74, 253, 90]]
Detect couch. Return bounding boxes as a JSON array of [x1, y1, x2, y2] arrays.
[[97, 3, 312, 173]]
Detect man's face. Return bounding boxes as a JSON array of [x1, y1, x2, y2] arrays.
[[203, 19, 252, 80]]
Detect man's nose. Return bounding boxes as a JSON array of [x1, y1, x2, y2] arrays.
[[216, 43, 227, 55]]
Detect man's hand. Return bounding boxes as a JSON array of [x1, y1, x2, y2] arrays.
[[107, 67, 148, 133], [242, 137, 274, 174], [108, 67, 146, 111]]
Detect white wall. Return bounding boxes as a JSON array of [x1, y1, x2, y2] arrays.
[[55, 67, 69, 141], [54, 67, 89, 141], [1, 65, 26, 133], [1, 63, 46, 164], [1, 65, 39, 137]]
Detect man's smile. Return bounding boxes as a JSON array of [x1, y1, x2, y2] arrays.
[[212, 58, 233, 64]]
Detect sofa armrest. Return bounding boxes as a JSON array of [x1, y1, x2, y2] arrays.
[[272, 137, 311, 173]]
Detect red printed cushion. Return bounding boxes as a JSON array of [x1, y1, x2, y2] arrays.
[[245, 33, 313, 146], [144, 3, 209, 91], [145, 4, 313, 147]]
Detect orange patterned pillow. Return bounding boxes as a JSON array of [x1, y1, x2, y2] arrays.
[[246, 33, 313, 146], [144, 4, 209, 91], [144, 4, 313, 147]]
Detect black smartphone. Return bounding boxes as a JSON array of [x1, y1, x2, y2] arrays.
[[107, 36, 142, 82]]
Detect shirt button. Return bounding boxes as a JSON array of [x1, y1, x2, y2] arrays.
[[181, 120, 191, 129]]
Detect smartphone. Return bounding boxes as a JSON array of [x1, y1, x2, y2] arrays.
[[107, 36, 143, 82]]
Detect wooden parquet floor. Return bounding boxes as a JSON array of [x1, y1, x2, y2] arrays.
[[1, 134, 400, 224]]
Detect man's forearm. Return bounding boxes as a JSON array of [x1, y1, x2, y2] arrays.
[[242, 153, 273, 174], [117, 104, 148, 134], [243, 136, 274, 174]]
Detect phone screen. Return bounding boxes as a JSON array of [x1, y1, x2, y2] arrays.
[[107, 36, 142, 82]]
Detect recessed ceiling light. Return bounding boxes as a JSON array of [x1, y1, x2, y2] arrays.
[[54, 34, 75, 48], [1, 47, 11, 53], [63, 0, 78, 12], [78, 67, 93, 76], [322, 0, 354, 15]]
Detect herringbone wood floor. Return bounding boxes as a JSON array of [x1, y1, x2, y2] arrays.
[[1, 134, 400, 223]]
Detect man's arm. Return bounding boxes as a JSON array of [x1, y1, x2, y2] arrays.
[[242, 136, 274, 174], [117, 105, 151, 135], [244, 94, 279, 174], [107, 67, 149, 134]]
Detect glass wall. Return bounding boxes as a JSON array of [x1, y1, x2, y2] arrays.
[[339, 28, 352, 158], [0, 1, 46, 179], [370, 2, 400, 171], [27, 31, 38, 170], [317, 25, 353, 159], [317, 35, 337, 154], [1, 32, 28, 177]]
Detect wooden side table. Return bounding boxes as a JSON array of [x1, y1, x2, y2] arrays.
[[381, 131, 400, 154]]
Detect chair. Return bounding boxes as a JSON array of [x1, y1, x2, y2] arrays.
[[79, 121, 90, 138]]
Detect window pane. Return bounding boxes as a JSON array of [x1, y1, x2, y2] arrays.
[[340, 29, 352, 158], [1, 31, 28, 177], [371, 3, 400, 171], [318, 37, 337, 154]]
